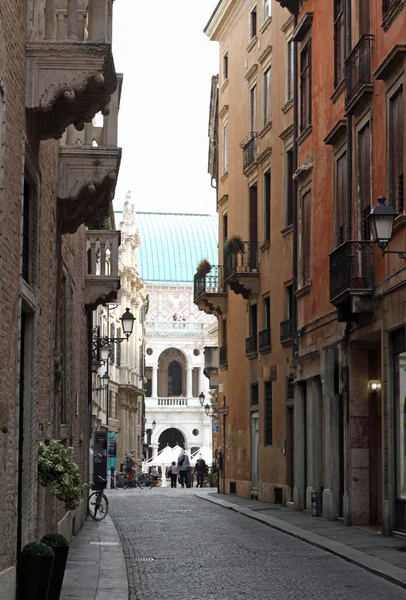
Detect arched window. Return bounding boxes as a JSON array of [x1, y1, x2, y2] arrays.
[[168, 360, 182, 396]]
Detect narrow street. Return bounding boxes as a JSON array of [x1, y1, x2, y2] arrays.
[[108, 488, 406, 600]]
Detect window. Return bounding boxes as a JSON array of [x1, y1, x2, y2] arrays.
[[335, 152, 347, 246], [250, 303, 258, 337], [359, 0, 370, 36], [286, 285, 293, 318], [263, 296, 270, 331], [223, 122, 228, 174], [264, 0, 271, 20], [263, 170, 271, 242], [358, 122, 371, 238], [300, 40, 312, 132], [263, 68, 271, 126], [389, 86, 404, 214], [265, 382, 273, 445], [383, 0, 402, 18], [251, 383, 259, 406], [22, 175, 38, 287], [223, 212, 228, 242], [286, 149, 294, 226], [223, 53, 228, 81], [250, 6, 257, 39], [221, 318, 227, 345], [250, 85, 257, 132], [287, 40, 294, 102], [301, 190, 311, 285], [334, 0, 345, 87]]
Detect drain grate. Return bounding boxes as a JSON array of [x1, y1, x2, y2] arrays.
[[128, 557, 156, 562]]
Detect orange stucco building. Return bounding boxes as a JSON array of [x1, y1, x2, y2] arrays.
[[198, 0, 406, 535]]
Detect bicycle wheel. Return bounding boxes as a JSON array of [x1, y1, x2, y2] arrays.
[[88, 491, 109, 520], [122, 475, 130, 490]]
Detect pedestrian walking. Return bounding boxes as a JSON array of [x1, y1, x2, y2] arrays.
[[177, 449, 191, 488], [151, 465, 159, 482], [194, 454, 207, 488], [167, 461, 179, 488]]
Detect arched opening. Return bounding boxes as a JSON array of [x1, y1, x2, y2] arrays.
[[168, 360, 182, 396], [159, 428, 185, 451]]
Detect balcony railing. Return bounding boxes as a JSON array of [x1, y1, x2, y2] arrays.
[[240, 132, 258, 173], [224, 241, 258, 280], [246, 335, 258, 358], [345, 34, 374, 110], [146, 321, 204, 333], [280, 319, 293, 344], [85, 230, 121, 309], [158, 397, 188, 406], [194, 265, 225, 302], [220, 345, 228, 368], [329, 241, 374, 303], [259, 329, 271, 352]]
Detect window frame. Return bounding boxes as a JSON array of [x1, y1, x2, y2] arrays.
[[334, 147, 347, 247], [263, 169, 271, 243], [250, 5, 257, 40], [300, 187, 312, 286], [223, 51, 229, 82], [300, 39, 312, 132], [387, 80, 404, 214], [334, 0, 345, 87], [263, 0, 271, 21], [222, 121, 228, 175], [263, 67, 271, 127], [264, 381, 273, 446]]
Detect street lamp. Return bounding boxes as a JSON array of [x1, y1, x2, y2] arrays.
[[152, 420, 156, 430], [366, 196, 397, 252], [204, 403, 210, 416], [92, 371, 109, 392], [120, 307, 136, 339], [199, 392, 205, 406], [93, 308, 136, 363]]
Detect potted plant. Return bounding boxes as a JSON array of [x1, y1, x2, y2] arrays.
[[196, 259, 211, 275], [19, 541, 54, 600], [40, 534, 70, 600], [38, 440, 88, 511], [224, 234, 244, 253]]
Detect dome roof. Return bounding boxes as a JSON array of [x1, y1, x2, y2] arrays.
[[117, 211, 218, 283]]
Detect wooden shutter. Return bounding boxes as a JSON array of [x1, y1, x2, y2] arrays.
[[359, 0, 370, 35], [264, 171, 271, 242], [302, 190, 311, 284], [390, 87, 404, 214], [358, 122, 371, 239], [336, 152, 347, 246], [265, 382, 273, 445]]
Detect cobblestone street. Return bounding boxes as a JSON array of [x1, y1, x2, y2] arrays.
[[108, 488, 406, 600]]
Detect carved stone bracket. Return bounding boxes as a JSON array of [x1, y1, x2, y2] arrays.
[[85, 276, 120, 311], [58, 146, 121, 234], [26, 41, 116, 139]]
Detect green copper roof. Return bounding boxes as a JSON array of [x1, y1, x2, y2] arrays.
[[116, 211, 218, 283]]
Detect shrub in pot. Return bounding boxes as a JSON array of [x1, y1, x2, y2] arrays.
[[19, 541, 54, 600], [40, 534, 70, 600]]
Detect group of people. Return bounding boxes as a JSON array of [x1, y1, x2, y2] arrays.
[[166, 450, 208, 489]]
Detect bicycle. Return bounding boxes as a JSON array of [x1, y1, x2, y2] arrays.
[[122, 470, 143, 489], [88, 477, 109, 520]]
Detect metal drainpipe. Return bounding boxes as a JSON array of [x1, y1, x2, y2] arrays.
[[88, 313, 93, 484], [292, 13, 299, 359], [345, 0, 352, 241]]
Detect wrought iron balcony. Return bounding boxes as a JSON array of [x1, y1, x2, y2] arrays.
[[194, 266, 227, 317], [259, 329, 271, 353], [280, 318, 293, 345], [345, 35, 374, 114], [219, 345, 228, 368], [240, 132, 258, 174], [329, 241, 374, 322], [246, 335, 258, 359], [224, 241, 259, 299], [85, 230, 120, 310], [58, 75, 122, 234], [26, 0, 117, 140]]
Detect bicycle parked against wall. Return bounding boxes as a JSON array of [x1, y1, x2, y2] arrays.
[[88, 477, 109, 520]]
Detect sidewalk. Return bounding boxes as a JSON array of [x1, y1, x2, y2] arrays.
[[60, 515, 128, 600], [197, 491, 406, 590]]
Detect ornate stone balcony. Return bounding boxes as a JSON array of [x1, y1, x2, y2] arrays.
[[85, 230, 120, 310], [58, 74, 122, 234], [26, 0, 117, 140], [224, 241, 259, 299], [194, 266, 227, 317]]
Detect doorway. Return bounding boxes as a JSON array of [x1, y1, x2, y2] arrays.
[[158, 428, 185, 451], [251, 412, 259, 489], [168, 361, 182, 396]]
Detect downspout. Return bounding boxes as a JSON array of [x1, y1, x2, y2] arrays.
[[345, 1, 352, 241], [292, 12, 299, 359]]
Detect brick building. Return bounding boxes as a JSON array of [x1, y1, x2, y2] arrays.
[[200, 0, 406, 536], [0, 1, 121, 596]]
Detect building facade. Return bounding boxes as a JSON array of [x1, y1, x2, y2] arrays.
[[0, 1, 121, 596], [202, 0, 406, 535], [135, 212, 218, 460]]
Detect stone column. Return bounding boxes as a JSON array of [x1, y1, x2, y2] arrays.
[[152, 365, 158, 398], [45, 0, 56, 39], [322, 347, 340, 520], [151, 443, 159, 459], [294, 381, 306, 510], [186, 366, 193, 398], [88, 0, 107, 42]]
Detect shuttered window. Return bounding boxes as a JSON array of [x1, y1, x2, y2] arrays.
[[334, 0, 345, 86], [286, 149, 294, 226], [265, 382, 273, 445], [301, 190, 311, 285], [358, 122, 371, 239], [390, 86, 404, 214], [359, 0, 370, 35], [251, 383, 259, 406], [300, 40, 312, 131], [264, 170, 271, 242], [335, 152, 347, 246]]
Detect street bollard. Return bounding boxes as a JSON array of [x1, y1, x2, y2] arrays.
[[311, 490, 318, 516], [110, 466, 115, 489]]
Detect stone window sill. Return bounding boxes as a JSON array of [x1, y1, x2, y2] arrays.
[[298, 124, 312, 145], [381, 1, 404, 31], [282, 98, 293, 113], [295, 281, 312, 298], [330, 79, 345, 104], [220, 171, 228, 183], [259, 121, 272, 138], [281, 224, 293, 237], [260, 16, 272, 35], [247, 36, 257, 53], [220, 78, 229, 93]]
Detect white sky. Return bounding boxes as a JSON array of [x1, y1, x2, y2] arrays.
[[112, 1, 220, 215]]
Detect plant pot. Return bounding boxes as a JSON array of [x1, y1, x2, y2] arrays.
[[47, 546, 69, 600], [198, 266, 210, 276], [229, 241, 244, 253], [19, 553, 54, 600]]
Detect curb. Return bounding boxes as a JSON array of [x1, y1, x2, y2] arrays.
[[95, 515, 128, 600], [196, 493, 406, 590]]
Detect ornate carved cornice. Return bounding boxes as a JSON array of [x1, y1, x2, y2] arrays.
[[26, 41, 116, 140]]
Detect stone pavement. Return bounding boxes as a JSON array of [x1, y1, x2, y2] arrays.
[[198, 491, 406, 590], [60, 514, 128, 600]]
